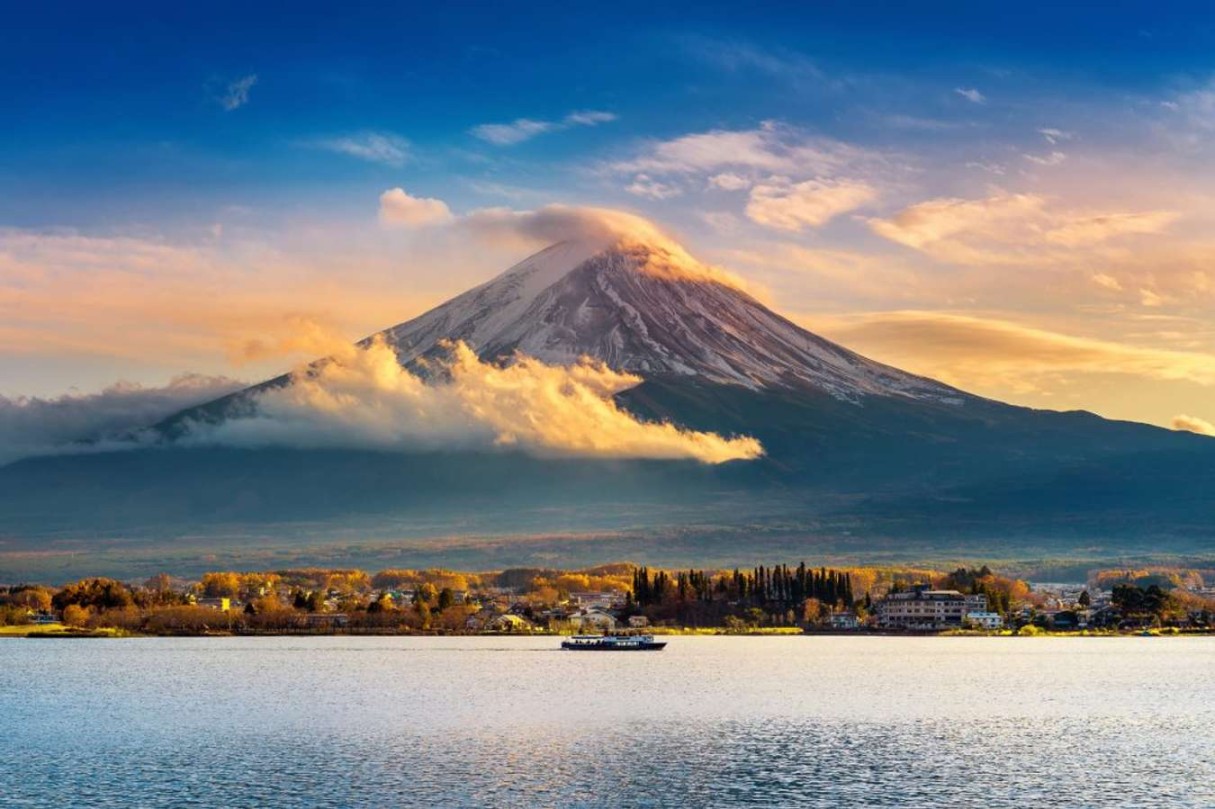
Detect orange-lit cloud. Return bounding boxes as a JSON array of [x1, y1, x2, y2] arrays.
[[1172, 414, 1215, 436], [378, 187, 455, 228], [808, 310, 1215, 392], [867, 192, 1181, 267], [745, 177, 877, 231], [195, 337, 763, 463]]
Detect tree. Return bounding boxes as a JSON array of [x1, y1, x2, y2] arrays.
[[145, 573, 173, 593], [438, 588, 455, 611], [53, 578, 134, 612], [11, 586, 52, 612], [1078, 590, 1091, 608], [61, 604, 90, 626], [200, 572, 241, 599]]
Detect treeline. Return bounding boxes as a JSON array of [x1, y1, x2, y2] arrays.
[[633, 564, 854, 609], [938, 566, 1030, 615], [629, 563, 857, 629]]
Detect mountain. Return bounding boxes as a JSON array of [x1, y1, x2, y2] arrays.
[[157, 235, 965, 434], [2, 232, 1213, 579]]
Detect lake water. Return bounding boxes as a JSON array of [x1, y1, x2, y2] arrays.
[[2, 636, 1214, 807]]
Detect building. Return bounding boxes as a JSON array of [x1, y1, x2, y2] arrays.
[[828, 611, 860, 630], [963, 611, 1004, 630], [568, 608, 618, 632], [489, 614, 534, 632], [569, 591, 623, 610], [876, 586, 989, 629]]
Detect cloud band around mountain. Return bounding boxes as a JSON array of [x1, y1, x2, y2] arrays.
[[185, 337, 764, 464]]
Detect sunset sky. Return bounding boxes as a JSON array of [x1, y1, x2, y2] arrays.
[[3, 2, 1214, 433]]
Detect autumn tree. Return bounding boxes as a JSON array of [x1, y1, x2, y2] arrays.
[[200, 572, 241, 599], [53, 578, 134, 612]]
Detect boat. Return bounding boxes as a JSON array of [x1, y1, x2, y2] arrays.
[[561, 634, 667, 651]]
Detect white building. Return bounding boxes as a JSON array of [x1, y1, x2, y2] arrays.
[[876, 586, 989, 629], [963, 611, 1004, 630], [568, 608, 618, 632]]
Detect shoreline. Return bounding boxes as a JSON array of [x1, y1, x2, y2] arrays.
[[3, 624, 1206, 640]]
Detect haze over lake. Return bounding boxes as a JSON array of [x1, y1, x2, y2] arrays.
[[4, 636, 1213, 808]]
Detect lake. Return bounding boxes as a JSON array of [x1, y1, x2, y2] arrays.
[[2, 636, 1213, 807]]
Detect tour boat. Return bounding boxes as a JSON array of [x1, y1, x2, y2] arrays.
[[561, 634, 667, 651]]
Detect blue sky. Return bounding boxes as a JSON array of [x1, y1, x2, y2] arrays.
[[5, 1, 1212, 227], [2, 1, 1215, 433]]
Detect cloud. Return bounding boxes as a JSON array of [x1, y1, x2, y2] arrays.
[[219, 74, 257, 111], [458, 205, 754, 291], [1164, 79, 1215, 133], [0, 374, 244, 466], [470, 110, 616, 145], [471, 118, 556, 145], [610, 122, 871, 177], [708, 172, 751, 191], [564, 110, 617, 126], [1044, 211, 1180, 247], [954, 87, 986, 104], [868, 192, 1180, 266], [191, 337, 762, 464], [378, 188, 455, 228], [313, 132, 410, 166], [625, 174, 682, 200], [813, 311, 1215, 391], [745, 177, 877, 231], [1038, 128, 1074, 145], [0, 227, 477, 379], [680, 35, 826, 82], [1024, 150, 1067, 166], [1172, 414, 1215, 436], [1091, 273, 1124, 292], [868, 193, 1047, 253]]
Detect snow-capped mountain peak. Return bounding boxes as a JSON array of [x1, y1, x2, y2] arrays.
[[378, 236, 965, 404]]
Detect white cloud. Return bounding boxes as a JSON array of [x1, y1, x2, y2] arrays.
[[708, 172, 751, 191], [1172, 413, 1215, 436], [1038, 128, 1074, 145], [470, 118, 556, 145], [611, 122, 871, 177], [745, 177, 877, 231], [378, 188, 455, 228], [1024, 150, 1068, 166], [625, 174, 682, 200], [219, 74, 257, 111], [314, 132, 410, 166], [192, 337, 762, 464], [0, 375, 244, 466], [954, 87, 986, 104], [470, 110, 617, 145], [564, 110, 617, 126]]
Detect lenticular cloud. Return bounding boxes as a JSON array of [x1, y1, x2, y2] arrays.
[[190, 337, 763, 464]]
